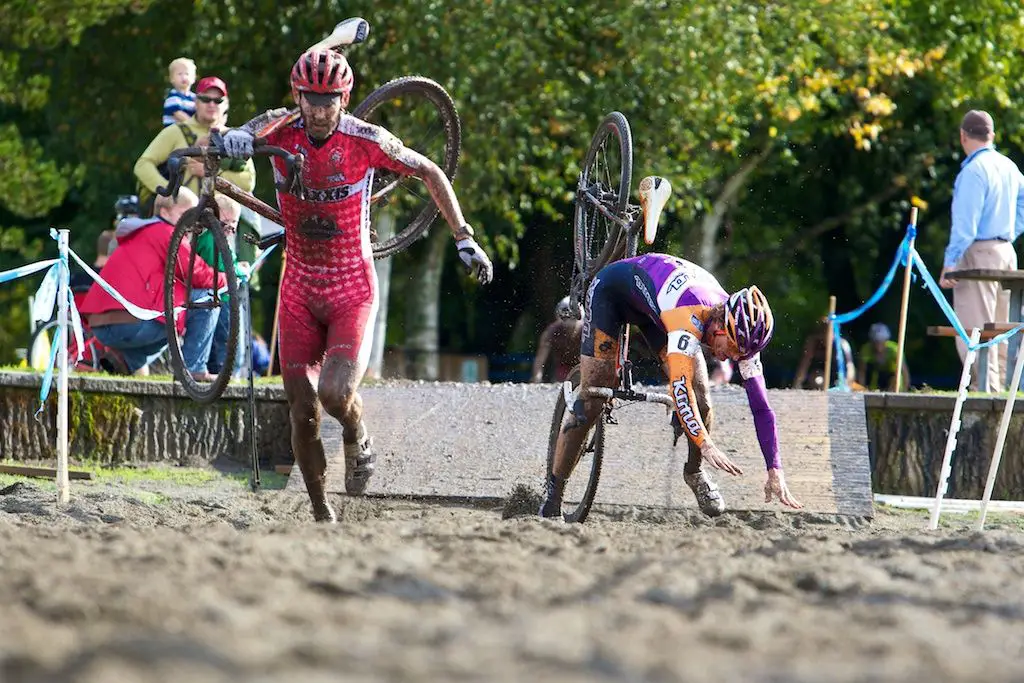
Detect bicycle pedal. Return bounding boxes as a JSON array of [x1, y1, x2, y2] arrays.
[[604, 413, 618, 426]]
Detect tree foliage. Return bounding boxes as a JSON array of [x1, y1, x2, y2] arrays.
[[0, 0, 1023, 384]]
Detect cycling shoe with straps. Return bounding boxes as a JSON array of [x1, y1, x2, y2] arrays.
[[344, 435, 376, 496], [684, 469, 725, 518]]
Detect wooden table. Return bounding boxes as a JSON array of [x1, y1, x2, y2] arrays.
[[946, 268, 1024, 390]]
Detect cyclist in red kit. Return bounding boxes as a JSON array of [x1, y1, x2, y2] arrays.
[[223, 49, 493, 522]]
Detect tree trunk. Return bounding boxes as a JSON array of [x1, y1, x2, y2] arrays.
[[404, 226, 449, 380], [366, 210, 395, 380], [698, 145, 773, 274]]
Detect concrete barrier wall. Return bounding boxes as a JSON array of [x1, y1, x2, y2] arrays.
[[0, 372, 291, 467]]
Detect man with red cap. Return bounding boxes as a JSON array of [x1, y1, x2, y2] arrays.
[[134, 76, 256, 216], [222, 49, 494, 523]]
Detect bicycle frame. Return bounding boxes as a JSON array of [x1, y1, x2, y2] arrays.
[[216, 172, 412, 251], [578, 173, 671, 278], [564, 173, 675, 414], [561, 323, 674, 415]]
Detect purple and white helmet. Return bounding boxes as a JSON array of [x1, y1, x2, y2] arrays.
[[724, 286, 775, 359]]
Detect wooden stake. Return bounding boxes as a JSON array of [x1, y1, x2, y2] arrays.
[[0, 464, 93, 481], [822, 295, 837, 390], [895, 206, 918, 392]]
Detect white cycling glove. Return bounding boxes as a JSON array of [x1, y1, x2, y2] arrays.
[[456, 237, 493, 285], [223, 129, 255, 159]]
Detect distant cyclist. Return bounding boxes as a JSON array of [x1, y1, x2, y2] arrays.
[[531, 296, 582, 383], [221, 49, 493, 523], [540, 253, 803, 518]]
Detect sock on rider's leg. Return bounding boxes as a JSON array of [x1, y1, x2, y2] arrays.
[[684, 447, 702, 475], [546, 472, 566, 498], [343, 419, 366, 445]]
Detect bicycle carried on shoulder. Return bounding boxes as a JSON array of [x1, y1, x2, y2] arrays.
[[545, 111, 676, 523], [158, 17, 463, 403]]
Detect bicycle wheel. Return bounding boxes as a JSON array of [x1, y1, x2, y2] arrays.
[[352, 76, 462, 259], [28, 320, 101, 372], [570, 112, 633, 316], [546, 365, 605, 523], [164, 203, 240, 404]]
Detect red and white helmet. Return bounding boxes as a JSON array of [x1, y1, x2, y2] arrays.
[[290, 49, 353, 107]]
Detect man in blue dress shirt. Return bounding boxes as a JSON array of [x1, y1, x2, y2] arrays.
[[939, 110, 1024, 391]]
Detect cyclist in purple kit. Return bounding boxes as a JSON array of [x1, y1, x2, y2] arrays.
[[541, 253, 804, 518]]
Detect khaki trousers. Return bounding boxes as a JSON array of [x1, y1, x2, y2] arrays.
[[953, 240, 1017, 391]]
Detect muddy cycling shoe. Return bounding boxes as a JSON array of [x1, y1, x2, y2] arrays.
[[684, 469, 725, 517], [538, 495, 563, 519], [344, 436, 376, 496], [312, 501, 337, 524], [539, 474, 565, 518]]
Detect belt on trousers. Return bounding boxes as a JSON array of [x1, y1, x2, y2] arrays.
[[976, 236, 1011, 243], [86, 310, 143, 327]]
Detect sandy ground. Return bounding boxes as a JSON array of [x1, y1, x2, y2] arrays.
[[1, 475, 1023, 683]]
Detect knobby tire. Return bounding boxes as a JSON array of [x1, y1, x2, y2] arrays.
[[163, 205, 240, 404], [546, 365, 605, 523], [352, 76, 462, 259]]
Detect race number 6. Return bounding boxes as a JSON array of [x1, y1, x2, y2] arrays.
[[667, 330, 700, 357]]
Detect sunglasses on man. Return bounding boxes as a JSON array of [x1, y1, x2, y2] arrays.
[[197, 94, 225, 104]]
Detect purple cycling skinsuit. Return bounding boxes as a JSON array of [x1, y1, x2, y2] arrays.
[[580, 253, 780, 469]]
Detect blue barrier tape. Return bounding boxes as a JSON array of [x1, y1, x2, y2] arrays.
[[36, 324, 60, 417], [13, 228, 278, 415], [831, 231, 912, 325], [36, 232, 87, 413], [243, 243, 276, 281], [67, 247, 187, 321], [826, 229, 915, 392], [910, 249, 1024, 350], [32, 262, 60, 323]]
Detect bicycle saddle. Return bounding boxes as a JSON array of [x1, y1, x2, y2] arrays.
[[308, 18, 370, 52], [638, 175, 672, 245]]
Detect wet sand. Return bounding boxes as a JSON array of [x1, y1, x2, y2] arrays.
[[1, 478, 1022, 683]]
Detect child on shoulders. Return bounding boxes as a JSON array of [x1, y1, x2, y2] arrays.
[[163, 57, 197, 126]]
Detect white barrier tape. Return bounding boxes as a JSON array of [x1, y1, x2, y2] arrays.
[[32, 264, 59, 324], [26, 229, 278, 413], [35, 234, 86, 414], [67, 247, 192, 321], [0, 258, 58, 285]]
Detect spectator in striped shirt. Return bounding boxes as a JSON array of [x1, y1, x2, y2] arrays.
[[163, 57, 197, 126]]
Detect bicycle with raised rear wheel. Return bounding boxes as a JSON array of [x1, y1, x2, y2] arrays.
[[545, 111, 676, 523], [159, 17, 463, 404]]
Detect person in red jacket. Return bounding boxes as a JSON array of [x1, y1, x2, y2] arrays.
[[80, 188, 226, 376]]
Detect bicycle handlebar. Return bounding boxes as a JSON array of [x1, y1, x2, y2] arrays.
[[155, 131, 306, 200], [582, 386, 673, 407]]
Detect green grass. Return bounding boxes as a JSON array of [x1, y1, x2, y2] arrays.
[[91, 465, 221, 486], [0, 364, 285, 385], [0, 472, 56, 491], [0, 460, 289, 491], [875, 501, 1024, 531]]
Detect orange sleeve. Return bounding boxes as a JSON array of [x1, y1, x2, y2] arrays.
[[661, 306, 711, 448]]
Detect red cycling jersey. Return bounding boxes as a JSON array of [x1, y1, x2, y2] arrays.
[[260, 113, 419, 375]]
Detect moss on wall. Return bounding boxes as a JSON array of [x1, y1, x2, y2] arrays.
[[69, 392, 142, 464]]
